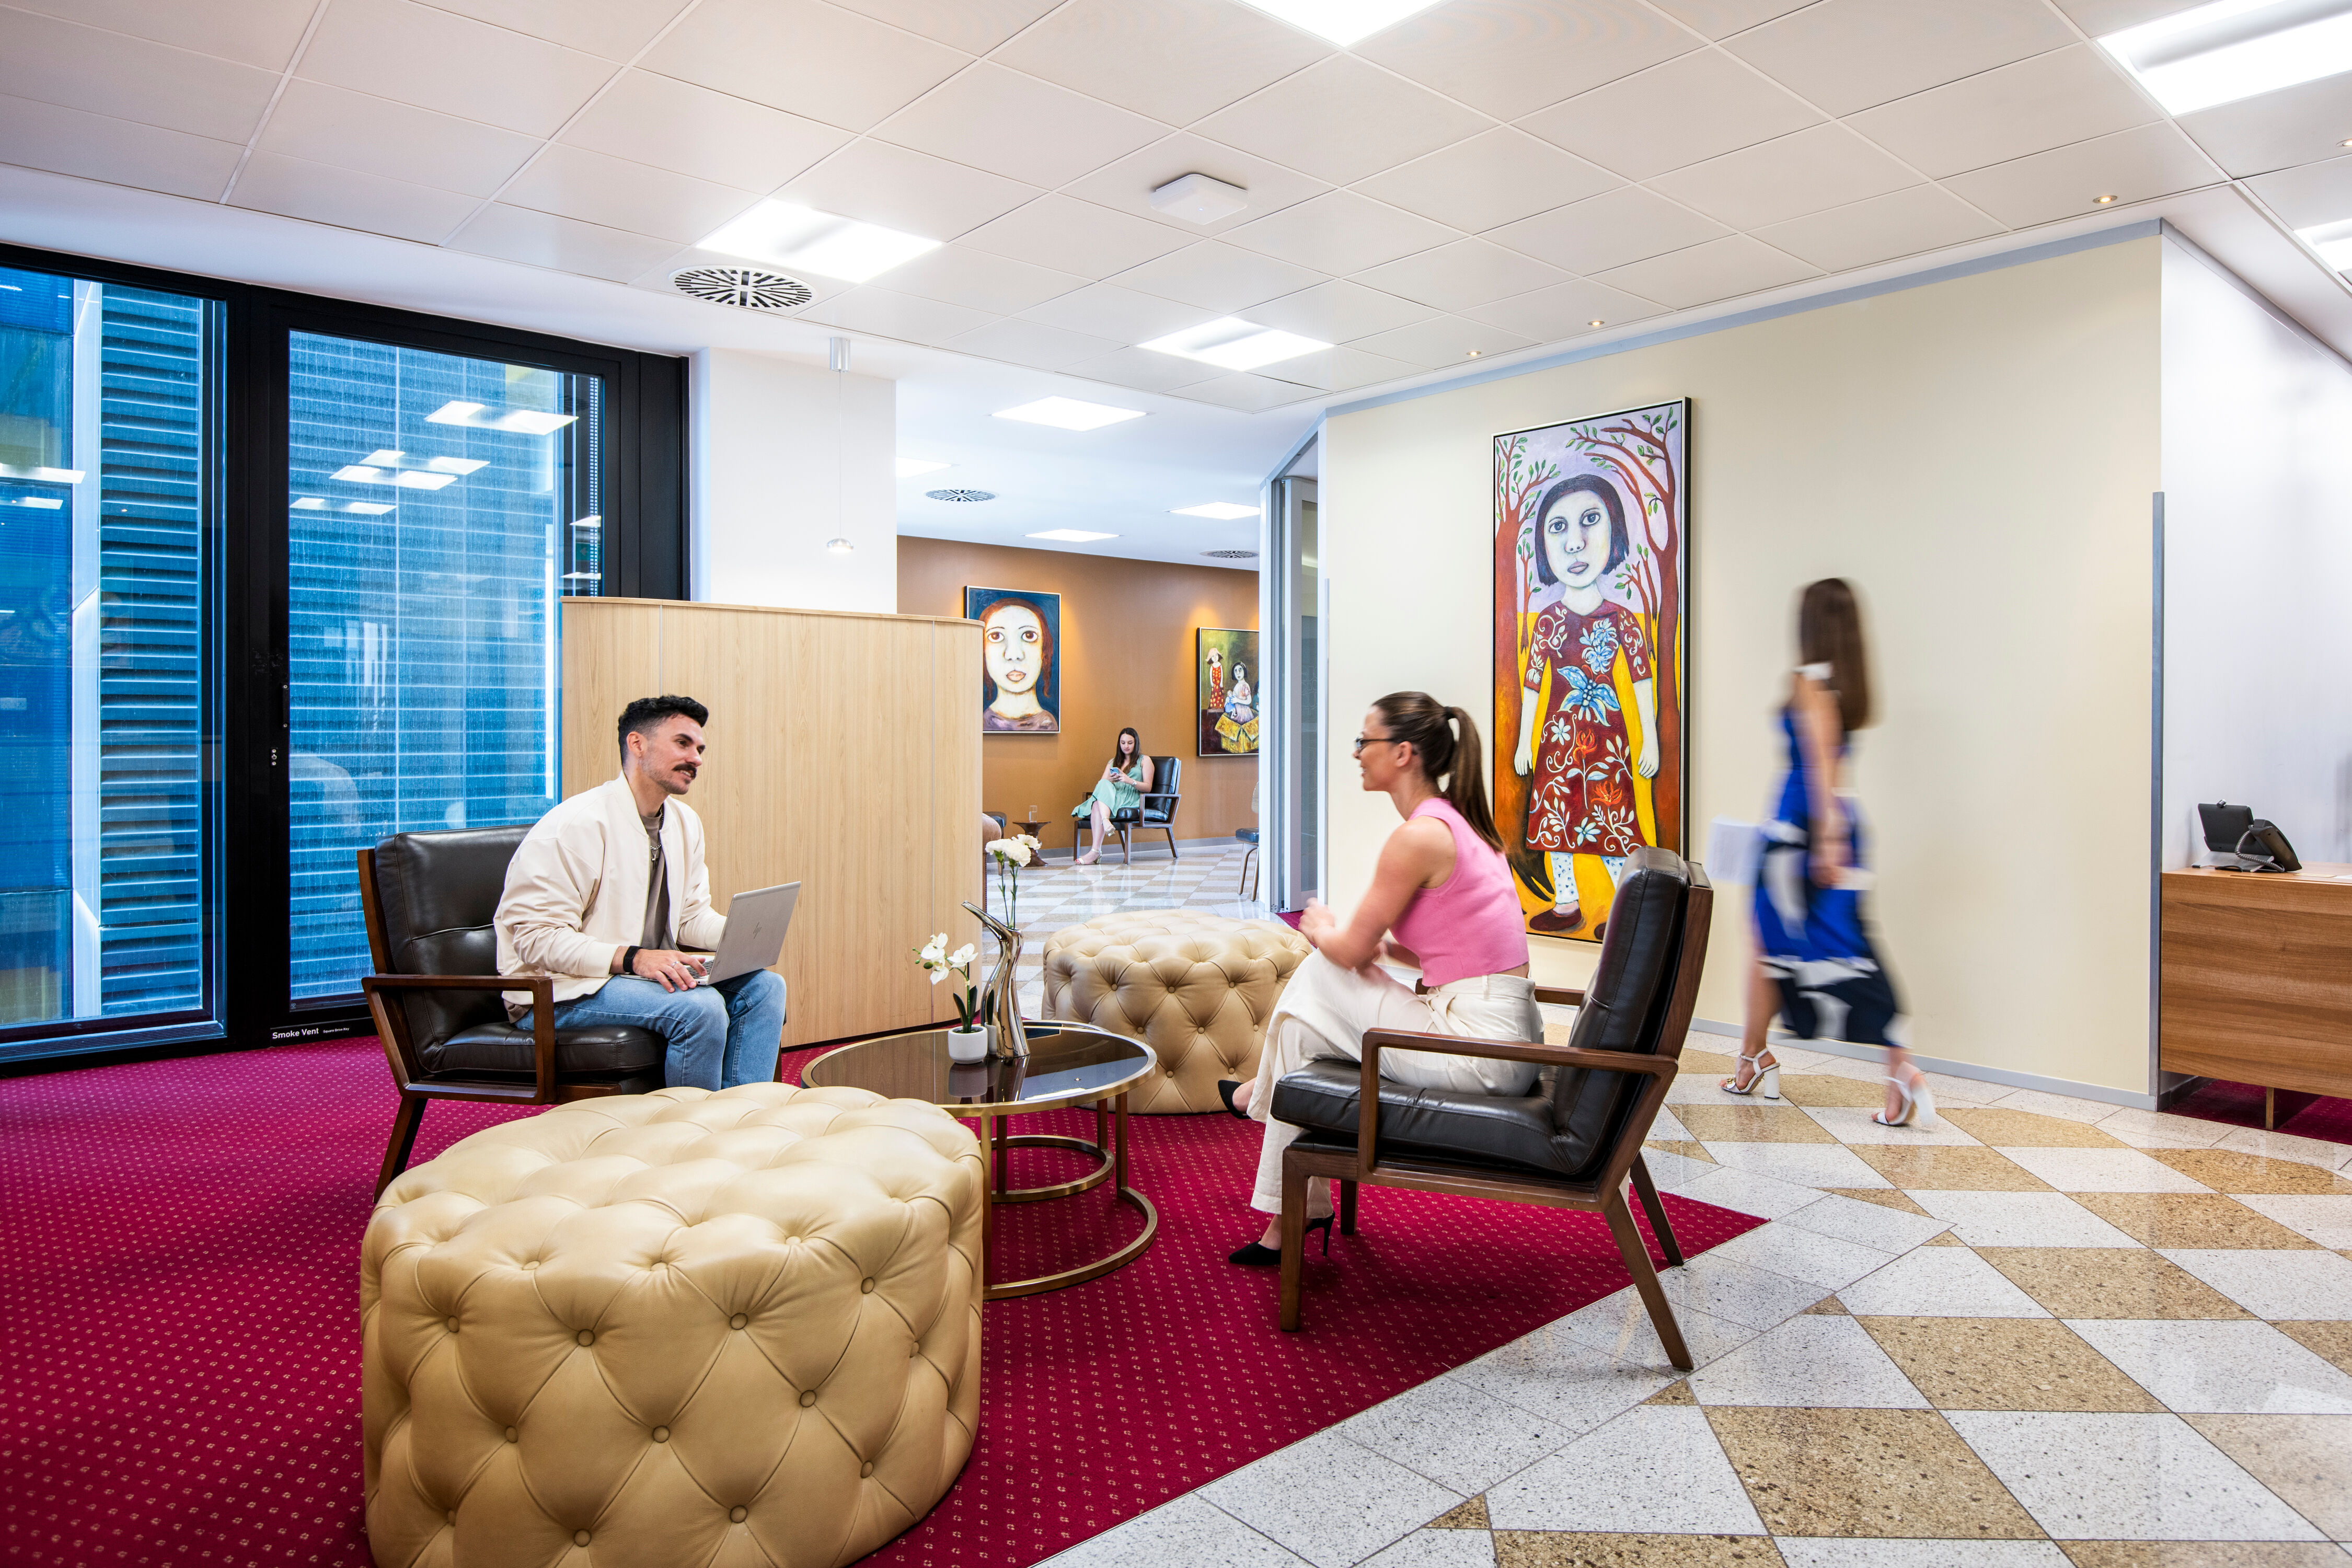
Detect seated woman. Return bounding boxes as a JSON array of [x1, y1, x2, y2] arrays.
[[1220, 690, 1540, 1265], [1070, 727, 1153, 868]]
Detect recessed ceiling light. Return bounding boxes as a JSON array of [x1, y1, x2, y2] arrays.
[[896, 458, 951, 477], [1172, 503, 1262, 520], [1141, 317, 1330, 371], [1588, 319, 1605, 327], [2298, 218, 2352, 271], [424, 401, 575, 434], [345, 501, 395, 515], [393, 471, 458, 490], [425, 456, 489, 474], [361, 449, 403, 466], [2098, 0, 2352, 115], [2095, 193, 2118, 204], [994, 397, 1145, 432], [1237, 0, 1445, 45], [331, 465, 386, 483], [1028, 529, 1119, 543], [291, 497, 326, 510], [698, 200, 940, 283], [6, 495, 64, 509], [1150, 172, 1249, 224], [1466, 349, 1482, 358]]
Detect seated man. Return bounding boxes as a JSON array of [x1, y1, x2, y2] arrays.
[[495, 694, 785, 1090]]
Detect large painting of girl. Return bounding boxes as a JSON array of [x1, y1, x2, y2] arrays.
[[965, 586, 1060, 733]]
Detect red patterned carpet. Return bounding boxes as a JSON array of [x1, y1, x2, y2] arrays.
[[0, 1039, 1763, 1568], [2164, 1077, 2352, 1145]]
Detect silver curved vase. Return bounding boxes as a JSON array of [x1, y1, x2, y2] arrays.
[[962, 900, 1028, 1058]]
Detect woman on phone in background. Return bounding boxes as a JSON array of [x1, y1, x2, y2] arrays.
[[1721, 579, 1929, 1127], [1072, 727, 1152, 867]]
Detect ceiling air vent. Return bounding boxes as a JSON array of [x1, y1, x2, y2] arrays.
[[1203, 549, 1259, 560], [671, 267, 814, 312], [926, 488, 996, 502]]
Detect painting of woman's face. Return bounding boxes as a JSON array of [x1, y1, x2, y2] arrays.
[[984, 603, 1043, 692], [969, 586, 1060, 731], [1543, 491, 1612, 590]]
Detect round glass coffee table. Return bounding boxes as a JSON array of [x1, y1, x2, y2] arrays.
[[803, 1023, 1159, 1300]]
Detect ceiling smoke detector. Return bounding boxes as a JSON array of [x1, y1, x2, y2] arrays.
[[1203, 549, 1260, 560], [926, 488, 996, 502], [671, 267, 815, 312]]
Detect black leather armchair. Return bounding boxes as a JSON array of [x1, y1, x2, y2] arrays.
[[1270, 846, 1713, 1367], [358, 826, 663, 1197], [1108, 755, 1182, 862]]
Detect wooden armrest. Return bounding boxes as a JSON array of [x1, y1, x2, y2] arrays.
[[1535, 985, 1585, 1007], [362, 974, 559, 1102], [1354, 1028, 1677, 1173], [1362, 1027, 1577, 1067]]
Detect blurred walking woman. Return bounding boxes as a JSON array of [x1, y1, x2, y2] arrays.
[[1219, 691, 1540, 1264], [1722, 580, 1929, 1126]]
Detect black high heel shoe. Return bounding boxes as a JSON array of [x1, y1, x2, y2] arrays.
[[1217, 1079, 1248, 1120], [1227, 1215, 1333, 1266]]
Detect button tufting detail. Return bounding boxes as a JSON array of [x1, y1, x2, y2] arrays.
[[574, 1529, 591, 1547], [651, 1426, 669, 1442], [446, 1317, 458, 1332], [504, 1427, 517, 1443], [729, 1312, 747, 1329], [860, 1461, 874, 1478], [798, 1389, 816, 1407], [576, 1330, 593, 1346], [730, 1506, 748, 1523], [860, 1277, 874, 1294]]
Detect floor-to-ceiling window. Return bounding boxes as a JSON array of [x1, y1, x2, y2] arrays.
[[1264, 449, 1323, 911]]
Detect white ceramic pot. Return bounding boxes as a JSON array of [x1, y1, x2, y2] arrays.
[[946, 1025, 989, 1064]]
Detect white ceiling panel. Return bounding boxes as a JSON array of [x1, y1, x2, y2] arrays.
[[1642, 0, 1812, 38], [1589, 234, 1817, 307], [1352, 238, 1570, 310], [1262, 344, 1422, 393], [641, 0, 970, 133], [1353, 128, 1618, 234], [1518, 49, 1822, 182], [631, 244, 856, 302], [1460, 276, 1660, 336], [1943, 121, 2226, 228], [0, 8, 279, 142], [1108, 240, 1328, 312], [875, 63, 1169, 190], [259, 80, 543, 200], [1222, 190, 1459, 274], [502, 143, 758, 244], [1751, 183, 2004, 272], [0, 90, 241, 201], [949, 316, 1122, 369], [1346, 313, 1537, 365], [1170, 372, 1305, 411], [1485, 185, 1728, 273], [1192, 54, 1492, 188], [561, 70, 850, 193], [956, 192, 1194, 274], [418, 0, 694, 60], [1357, 0, 1698, 121], [446, 201, 680, 280], [1244, 279, 1436, 340], [1847, 45, 2159, 181], [1060, 132, 1330, 238], [1724, 0, 2078, 118], [990, 0, 1330, 127], [2048, 0, 2208, 33], [800, 286, 999, 344], [826, 0, 1064, 54], [6, 0, 318, 70], [300, 0, 617, 139], [2245, 154, 2352, 230], [1062, 346, 1220, 393], [230, 151, 483, 244], [878, 245, 1087, 315], [780, 141, 1041, 241], [1018, 282, 1208, 342], [2177, 76, 2352, 180], [1647, 123, 1920, 230]]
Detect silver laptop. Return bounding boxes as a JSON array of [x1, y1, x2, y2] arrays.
[[686, 881, 800, 984]]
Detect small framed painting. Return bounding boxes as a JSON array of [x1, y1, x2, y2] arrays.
[[1197, 627, 1259, 756], [965, 586, 1060, 733]]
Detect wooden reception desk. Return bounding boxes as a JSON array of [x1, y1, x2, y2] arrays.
[[2160, 863, 2352, 1126]]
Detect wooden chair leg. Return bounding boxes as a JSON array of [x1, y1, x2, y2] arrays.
[[1602, 1186, 1692, 1371], [376, 1094, 426, 1200], [1339, 1178, 1358, 1236], [1629, 1156, 1683, 1268], [1163, 826, 1179, 861], [1278, 1156, 1308, 1331]]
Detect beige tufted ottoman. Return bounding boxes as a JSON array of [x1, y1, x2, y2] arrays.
[[362, 1082, 984, 1568], [1041, 910, 1311, 1113]]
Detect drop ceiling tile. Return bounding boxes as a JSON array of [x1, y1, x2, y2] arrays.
[[2245, 154, 2352, 229], [642, 0, 970, 134], [1245, 279, 1436, 341], [1193, 54, 1492, 189], [1519, 49, 1823, 182], [1643, 0, 1811, 38], [799, 286, 998, 343], [1064, 347, 1220, 393], [6, 0, 316, 70], [1354, 128, 1618, 234], [417, 0, 694, 59], [1347, 313, 1536, 366], [301, 0, 619, 139], [948, 316, 1122, 369], [877, 245, 1087, 315], [1260, 344, 1421, 393], [1061, 132, 1330, 238], [875, 63, 1169, 190], [640, 245, 856, 302], [1460, 276, 1659, 337], [1018, 282, 1208, 343], [1356, 0, 1698, 121], [2178, 78, 2352, 179], [1223, 190, 1459, 275], [447, 202, 681, 280], [1486, 185, 1728, 273], [1352, 238, 1569, 311], [0, 90, 241, 200], [780, 142, 1042, 241], [1847, 45, 2158, 180], [2049, 0, 2207, 33], [1648, 122, 1920, 230], [1724, 0, 2079, 118], [1171, 373, 1308, 411], [502, 144, 760, 244], [259, 80, 542, 199], [561, 70, 849, 192], [959, 193, 1201, 275], [826, 0, 1062, 53], [230, 151, 483, 244], [1589, 235, 1818, 308], [1750, 183, 2004, 271], [1110, 241, 1327, 312], [0, 8, 278, 141], [991, 0, 1331, 126], [1943, 121, 2226, 228]]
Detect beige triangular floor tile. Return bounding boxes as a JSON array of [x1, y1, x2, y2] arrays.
[[1427, 1494, 1489, 1529], [1645, 1380, 1698, 1405], [2068, 1193, 2320, 1250], [2183, 1414, 2352, 1539], [1827, 1187, 1931, 1215], [2059, 1543, 2352, 1566], [1493, 1532, 1786, 1565], [2149, 1150, 2352, 1195], [2274, 1320, 2352, 1374], [1705, 1406, 2043, 1539], [1857, 1316, 2163, 1412], [1945, 1108, 2126, 1147], [1977, 1248, 2254, 1320]]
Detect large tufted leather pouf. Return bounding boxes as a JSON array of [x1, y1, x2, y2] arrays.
[[1041, 909, 1311, 1113], [362, 1083, 984, 1568]]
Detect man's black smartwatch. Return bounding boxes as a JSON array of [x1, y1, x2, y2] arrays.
[[621, 946, 642, 976]]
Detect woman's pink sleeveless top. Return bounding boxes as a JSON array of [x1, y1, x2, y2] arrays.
[[1390, 798, 1530, 987]]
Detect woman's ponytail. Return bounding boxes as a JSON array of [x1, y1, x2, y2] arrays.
[[1371, 691, 1504, 851]]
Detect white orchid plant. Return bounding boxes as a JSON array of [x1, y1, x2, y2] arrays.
[[983, 832, 1041, 932], [915, 932, 982, 1030]]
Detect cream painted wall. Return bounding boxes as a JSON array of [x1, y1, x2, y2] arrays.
[[1324, 238, 2163, 1097]]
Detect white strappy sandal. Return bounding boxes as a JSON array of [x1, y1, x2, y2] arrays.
[[1720, 1050, 1780, 1100], [1873, 1068, 1938, 1128]]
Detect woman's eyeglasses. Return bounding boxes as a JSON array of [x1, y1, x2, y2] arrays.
[[1352, 733, 1402, 755]]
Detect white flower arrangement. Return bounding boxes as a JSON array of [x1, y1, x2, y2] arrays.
[[914, 932, 982, 1029], [984, 833, 1042, 930]]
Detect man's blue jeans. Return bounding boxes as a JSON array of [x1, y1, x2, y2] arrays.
[[518, 970, 786, 1090]]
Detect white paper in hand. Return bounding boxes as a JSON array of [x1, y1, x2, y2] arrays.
[[1707, 817, 1761, 886]]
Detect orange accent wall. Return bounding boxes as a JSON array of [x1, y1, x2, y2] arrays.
[[896, 537, 1261, 850]]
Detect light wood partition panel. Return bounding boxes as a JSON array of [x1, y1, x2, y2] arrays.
[[562, 597, 982, 1050]]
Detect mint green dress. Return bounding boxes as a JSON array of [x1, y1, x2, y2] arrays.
[[1073, 767, 1145, 820]]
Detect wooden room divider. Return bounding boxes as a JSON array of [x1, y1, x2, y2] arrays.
[[561, 597, 982, 1051]]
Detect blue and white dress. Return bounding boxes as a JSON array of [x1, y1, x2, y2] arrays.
[[1754, 704, 1902, 1047]]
